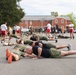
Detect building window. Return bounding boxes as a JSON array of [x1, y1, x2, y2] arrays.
[[55, 19, 58, 23], [61, 19, 64, 23]]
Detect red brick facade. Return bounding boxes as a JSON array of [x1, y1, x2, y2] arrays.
[[52, 18, 71, 28], [19, 16, 71, 29]]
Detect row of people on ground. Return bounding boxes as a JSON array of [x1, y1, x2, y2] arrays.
[[6, 37, 76, 64]]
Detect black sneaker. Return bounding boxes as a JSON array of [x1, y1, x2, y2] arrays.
[[73, 36, 75, 39], [67, 44, 71, 50], [55, 39, 58, 43], [1, 39, 4, 43], [1, 40, 2, 43]]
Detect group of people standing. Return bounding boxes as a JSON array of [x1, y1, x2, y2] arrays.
[[0, 22, 21, 43], [46, 23, 75, 39]]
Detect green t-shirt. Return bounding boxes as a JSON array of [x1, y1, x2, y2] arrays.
[[15, 44, 26, 52]]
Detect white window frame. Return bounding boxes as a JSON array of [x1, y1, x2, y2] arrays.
[[55, 19, 58, 23], [61, 19, 64, 24]]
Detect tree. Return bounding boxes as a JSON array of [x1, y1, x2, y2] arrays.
[[0, 0, 25, 26], [67, 13, 76, 28], [51, 12, 58, 17]]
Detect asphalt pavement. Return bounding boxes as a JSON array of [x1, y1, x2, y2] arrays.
[[0, 33, 76, 75]]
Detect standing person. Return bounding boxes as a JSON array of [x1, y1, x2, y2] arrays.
[[46, 23, 51, 37], [61, 26, 64, 36], [1, 22, 7, 42], [56, 24, 58, 33], [12, 25, 17, 35], [8, 26, 12, 36], [69, 26, 74, 39], [52, 26, 56, 38], [16, 25, 21, 36]]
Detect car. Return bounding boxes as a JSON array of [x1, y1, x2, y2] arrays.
[[21, 28, 29, 32], [21, 28, 29, 35]]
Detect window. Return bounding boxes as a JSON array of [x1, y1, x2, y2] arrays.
[[61, 19, 64, 23], [55, 19, 58, 23]]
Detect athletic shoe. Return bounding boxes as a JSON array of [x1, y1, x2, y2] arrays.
[[55, 39, 58, 43], [67, 44, 71, 51], [1, 39, 4, 43], [8, 53, 12, 64], [73, 36, 75, 39]]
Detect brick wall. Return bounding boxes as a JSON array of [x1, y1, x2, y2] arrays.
[[19, 18, 71, 29]]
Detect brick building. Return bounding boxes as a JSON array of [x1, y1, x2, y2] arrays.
[[19, 15, 71, 29]]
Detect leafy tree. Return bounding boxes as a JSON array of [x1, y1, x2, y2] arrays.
[[51, 12, 58, 17], [67, 13, 76, 28], [0, 0, 25, 26]]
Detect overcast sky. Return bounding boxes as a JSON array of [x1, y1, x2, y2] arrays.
[[20, 0, 76, 15]]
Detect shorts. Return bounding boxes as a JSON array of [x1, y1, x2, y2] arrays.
[[49, 48, 61, 58], [69, 29, 73, 33], [46, 28, 50, 33], [13, 52, 20, 58], [43, 43, 56, 49], [11, 50, 21, 59], [12, 49, 25, 59], [15, 44, 26, 52], [1, 31, 6, 36], [17, 30, 20, 33], [40, 36, 48, 41]]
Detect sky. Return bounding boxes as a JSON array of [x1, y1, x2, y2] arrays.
[[20, 0, 76, 15]]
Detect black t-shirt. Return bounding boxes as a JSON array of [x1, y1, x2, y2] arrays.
[[32, 46, 51, 58], [42, 43, 49, 49], [35, 41, 42, 46], [35, 41, 51, 49], [30, 37, 37, 41]]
